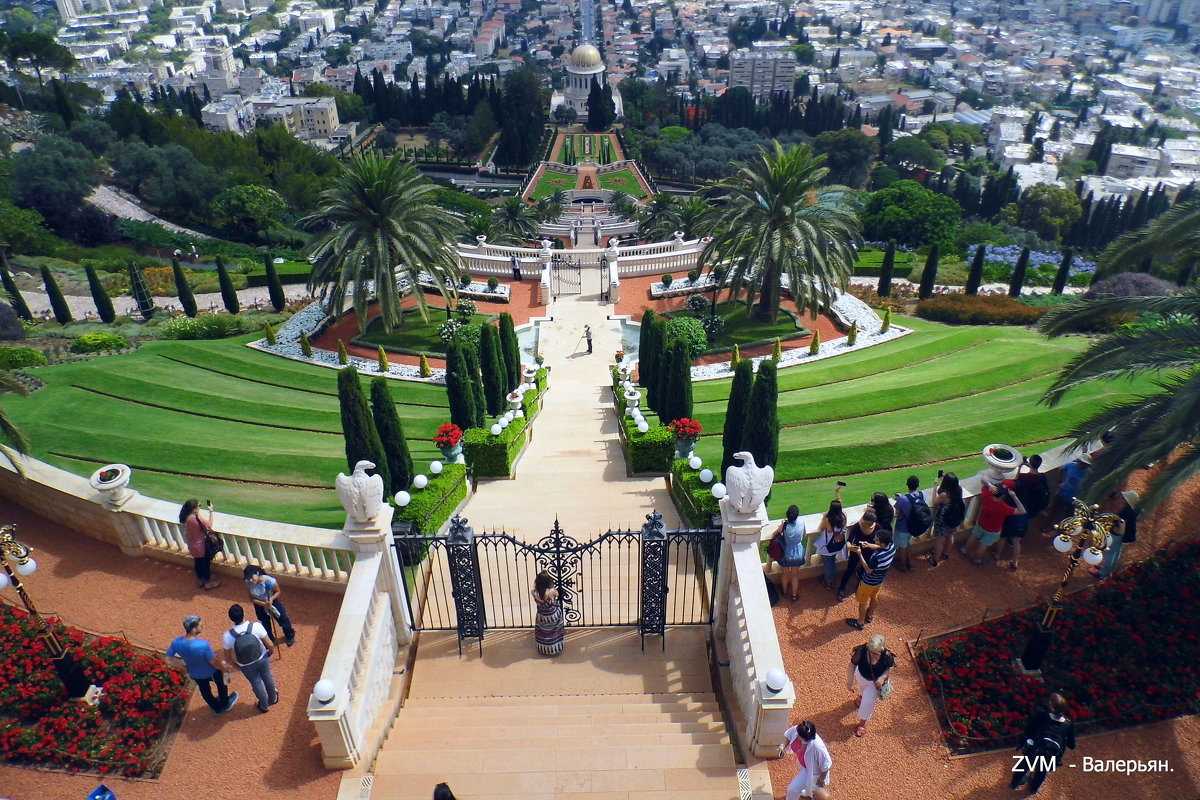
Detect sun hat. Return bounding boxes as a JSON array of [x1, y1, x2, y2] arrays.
[[1121, 490, 1140, 508], [867, 634, 887, 653], [1078, 452, 1093, 465], [183, 614, 201, 633]]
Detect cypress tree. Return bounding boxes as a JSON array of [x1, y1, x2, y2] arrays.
[[1052, 248, 1073, 295], [730, 343, 740, 370], [498, 312, 521, 391], [653, 318, 672, 418], [741, 360, 779, 470], [337, 339, 349, 364], [809, 329, 821, 355], [419, 352, 432, 377], [444, 342, 477, 430], [663, 339, 693, 425], [263, 321, 276, 345], [720, 358, 754, 477], [377, 345, 390, 373], [216, 256, 239, 314], [41, 266, 73, 325], [881, 308, 891, 333], [638, 308, 655, 387], [643, 316, 663, 410], [85, 265, 116, 323], [0, 254, 33, 321], [171, 257, 198, 317], [128, 262, 155, 321], [877, 239, 896, 297], [479, 324, 506, 416], [771, 337, 782, 363], [370, 376, 413, 495], [336, 367, 391, 489], [847, 321, 858, 346], [264, 252, 286, 312], [918, 243, 940, 300], [461, 336, 488, 428], [300, 330, 313, 357], [1009, 246, 1030, 298], [965, 244, 986, 296]]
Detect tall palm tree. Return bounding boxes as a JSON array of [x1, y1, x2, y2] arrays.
[[1038, 292, 1200, 511], [1095, 200, 1200, 284], [699, 141, 861, 323], [535, 190, 567, 224], [492, 196, 541, 245], [0, 295, 30, 475], [463, 211, 503, 244], [301, 153, 464, 333]]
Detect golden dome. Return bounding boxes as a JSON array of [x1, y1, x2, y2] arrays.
[[571, 44, 603, 68]]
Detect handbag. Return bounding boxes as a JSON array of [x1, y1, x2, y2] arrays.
[[879, 679, 894, 700], [203, 527, 224, 558], [767, 532, 784, 561]]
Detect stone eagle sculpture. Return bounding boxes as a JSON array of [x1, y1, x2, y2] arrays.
[[335, 460, 385, 523], [724, 451, 774, 514]]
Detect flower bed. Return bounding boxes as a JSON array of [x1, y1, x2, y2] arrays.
[[916, 294, 1050, 326], [0, 604, 189, 777], [915, 541, 1200, 755]]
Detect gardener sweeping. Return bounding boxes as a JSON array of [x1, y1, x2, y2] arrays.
[[243, 565, 296, 648]]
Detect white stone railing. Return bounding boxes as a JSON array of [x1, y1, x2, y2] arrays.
[[0, 453, 354, 590], [454, 236, 706, 281]]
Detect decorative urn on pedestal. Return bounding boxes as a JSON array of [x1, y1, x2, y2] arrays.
[[668, 418, 702, 460], [89, 464, 134, 507], [980, 443, 1022, 483]]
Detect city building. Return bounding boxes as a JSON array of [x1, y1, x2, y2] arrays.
[[729, 49, 796, 100]]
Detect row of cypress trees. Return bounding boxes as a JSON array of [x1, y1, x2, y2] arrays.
[[636, 309, 694, 425], [720, 358, 780, 480], [336, 366, 416, 497], [877, 239, 1077, 301], [444, 312, 523, 431]]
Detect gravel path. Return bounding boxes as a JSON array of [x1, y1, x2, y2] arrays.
[[86, 185, 213, 240], [19, 285, 315, 322]]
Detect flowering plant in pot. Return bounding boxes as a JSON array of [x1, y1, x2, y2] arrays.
[[434, 423, 463, 448], [668, 418, 703, 441]]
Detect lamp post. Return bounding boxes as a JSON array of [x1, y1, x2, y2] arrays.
[[0, 524, 90, 698], [1018, 500, 1118, 674]]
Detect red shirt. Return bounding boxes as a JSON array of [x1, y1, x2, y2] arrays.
[[977, 490, 1017, 534]]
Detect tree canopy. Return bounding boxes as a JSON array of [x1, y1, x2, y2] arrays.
[[859, 180, 962, 250]]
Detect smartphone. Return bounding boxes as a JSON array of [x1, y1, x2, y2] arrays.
[[937, 470, 944, 479], [206, 499, 212, 506], [837, 481, 847, 488]]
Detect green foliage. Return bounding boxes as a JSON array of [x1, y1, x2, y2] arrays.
[[742, 360, 779, 469], [721, 358, 754, 477], [638, 308, 656, 388], [919, 243, 940, 300], [419, 352, 432, 378], [671, 459, 721, 527], [84, 265, 116, 324], [171, 258, 198, 318], [965, 244, 986, 296], [847, 321, 858, 346], [812, 127, 878, 188], [210, 184, 288, 240], [662, 339, 694, 427], [12, 136, 101, 230], [299, 330, 313, 356], [1010, 184, 1082, 243], [69, 332, 129, 353], [377, 345, 390, 373], [623, 419, 674, 473], [39, 266, 73, 326], [264, 253, 285, 313], [444, 341, 479, 430], [478, 324, 506, 416], [860, 180, 962, 250], [160, 314, 254, 340], [809, 328, 821, 355], [645, 316, 667, 411], [0, 199, 57, 256], [661, 273, 674, 286], [0, 259, 33, 322], [263, 321, 277, 345], [498, 312, 520, 392], [127, 262, 154, 321], [877, 240, 896, 297], [881, 308, 892, 333], [336, 366, 391, 488], [370, 376, 413, 495], [772, 337, 782, 362], [730, 343, 740, 369], [1009, 247, 1030, 298], [0, 347, 47, 369], [666, 316, 707, 359], [337, 339, 348, 365], [463, 416, 527, 477], [916, 294, 1050, 325], [395, 463, 468, 534]]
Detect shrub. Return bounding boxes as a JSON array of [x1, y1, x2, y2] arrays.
[[881, 308, 891, 332], [1084, 272, 1176, 300], [686, 293, 710, 315], [337, 339, 349, 365], [671, 460, 720, 527], [460, 271, 472, 287], [160, 314, 253, 340], [847, 321, 858, 346], [624, 419, 673, 473], [70, 332, 129, 353], [487, 276, 499, 291], [0, 347, 46, 369], [456, 297, 478, 319], [916, 294, 1049, 325], [377, 345, 390, 373], [0, 303, 23, 341], [700, 314, 725, 341], [463, 417, 527, 477], [395, 463, 468, 534], [809, 329, 821, 354], [666, 316, 707, 359], [772, 337, 782, 362], [419, 352, 432, 377], [687, 268, 699, 283], [730, 343, 740, 369], [742, 359, 779, 470], [263, 321, 277, 345], [370, 376, 413, 494], [300, 330, 313, 357]]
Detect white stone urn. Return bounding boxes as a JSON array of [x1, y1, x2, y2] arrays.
[[523, 366, 538, 389], [624, 388, 641, 415], [90, 463, 134, 507], [981, 443, 1022, 483], [617, 363, 632, 382], [507, 393, 525, 418]]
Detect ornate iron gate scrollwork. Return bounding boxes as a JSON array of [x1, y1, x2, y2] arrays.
[[445, 515, 484, 655], [639, 510, 668, 650], [532, 518, 584, 625]]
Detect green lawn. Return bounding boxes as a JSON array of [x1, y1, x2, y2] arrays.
[[688, 318, 1145, 514], [530, 168, 577, 200], [597, 168, 647, 199], [355, 308, 497, 357], [667, 301, 809, 352], [4, 336, 449, 528]]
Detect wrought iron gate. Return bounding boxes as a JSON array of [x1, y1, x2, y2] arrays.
[[551, 253, 582, 296], [392, 511, 720, 649]]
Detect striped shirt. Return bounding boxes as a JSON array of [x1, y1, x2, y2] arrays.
[[859, 543, 895, 586]]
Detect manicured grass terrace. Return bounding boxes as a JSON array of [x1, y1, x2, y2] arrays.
[[529, 168, 577, 200], [596, 168, 647, 199], [5, 335, 449, 528]]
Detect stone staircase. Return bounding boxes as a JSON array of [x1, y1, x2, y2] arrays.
[[369, 627, 740, 800]]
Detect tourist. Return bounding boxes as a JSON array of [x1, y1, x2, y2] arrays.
[[243, 565, 296, 647], [222, 604, 278, 714], [181, 498, 221, 590], [869, 492, 895, 532], [780, 720, 832, 800], [433, 784, 457, 800], [994, 498, 1029, 571], [166, 615, 237, 715], [1092, 490, 1139, 580], [815, 498, 847, 592], [836, 511, 878, 600], [1015, 455, 1051, 526], [1043, 453, 1090, 531], [584, 324, 593, 354], [531, 571, 564, 656], [846, 633, 895, 738], [1010, 693, 1076, 795], [775, 505, 807, 601], [891, 476, 923, 572], [846, 528, 895, 630], [927, 473, 966, 566], [961, 480, 1025, 565]]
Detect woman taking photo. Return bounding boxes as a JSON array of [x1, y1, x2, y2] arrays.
[[531, 571, 564, 656], [815, 498, 847, 593], [775, 505, 807, 601], [927, 473, 966, 567], [181, 498, 220, 590]]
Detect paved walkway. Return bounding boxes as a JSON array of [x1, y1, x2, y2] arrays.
[[462, 275, 683, 539]]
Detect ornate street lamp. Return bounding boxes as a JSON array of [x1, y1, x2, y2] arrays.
[[0, 524, 90, 697], [1018, 500, 1119, 674]]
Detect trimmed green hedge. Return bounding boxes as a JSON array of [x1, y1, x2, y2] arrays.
[[70, 332, 130, 353], [396, 463, 468, 534], [671, 459, 720, 527], [0, 347, 47, 369], [622, 416, 673, 473], [463, 417, 527, 477]]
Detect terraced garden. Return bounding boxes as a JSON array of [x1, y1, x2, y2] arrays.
[[689, 317, 1143, 513], [5, 336, 449, 528]]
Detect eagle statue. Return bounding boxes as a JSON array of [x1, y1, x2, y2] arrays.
[[724, 451, 774, 514], [335, 460, 385, 523]]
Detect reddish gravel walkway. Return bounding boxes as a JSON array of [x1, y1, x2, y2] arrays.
[[0, 503, 343, 800], [768, 467, 1200, 799]]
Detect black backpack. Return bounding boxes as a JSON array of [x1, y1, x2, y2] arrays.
[[940, 497, 967, 529], [230, 623, 265, 666], [906, 492, 934, 535]]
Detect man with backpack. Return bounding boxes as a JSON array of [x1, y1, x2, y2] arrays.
[[1010, 693, 1076, 795], [892, 475, 929, 573], [222, 604, 279, 714]]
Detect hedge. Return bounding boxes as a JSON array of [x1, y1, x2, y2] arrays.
[[463, 417, 527, 477], [70, 332, 130, 353], [621, 416, 674, 474], [671, 459, 720, 527], [395, 463, 468, 534], [915, 294, 1050, 326], [0, 347, 47, 370]]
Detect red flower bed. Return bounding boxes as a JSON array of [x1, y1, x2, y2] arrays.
[[916, 541, 1200, 754], [0, 604, 189, 777]]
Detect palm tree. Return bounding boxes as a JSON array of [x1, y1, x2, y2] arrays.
[[0, 370, 29, 473], [492, 196, 541, 245], [1038, 292, 1200, 511], [535, 190, 567, 224], [608, 191, 640, 223], [463, 211, 503, 244], [1095, 199, 1200, 285], [301, 153, 464, 333], [699, 141, 862, 323]]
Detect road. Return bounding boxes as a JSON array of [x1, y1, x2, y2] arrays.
[[580, 0, 595, 43]]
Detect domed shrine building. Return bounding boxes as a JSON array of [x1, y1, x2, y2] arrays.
[[553, 43, 623, 122]]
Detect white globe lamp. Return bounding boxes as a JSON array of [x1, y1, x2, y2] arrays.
[[429, 460, 443, 475], [394, 490, 411, 507], [413, 474, 428, 489]]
